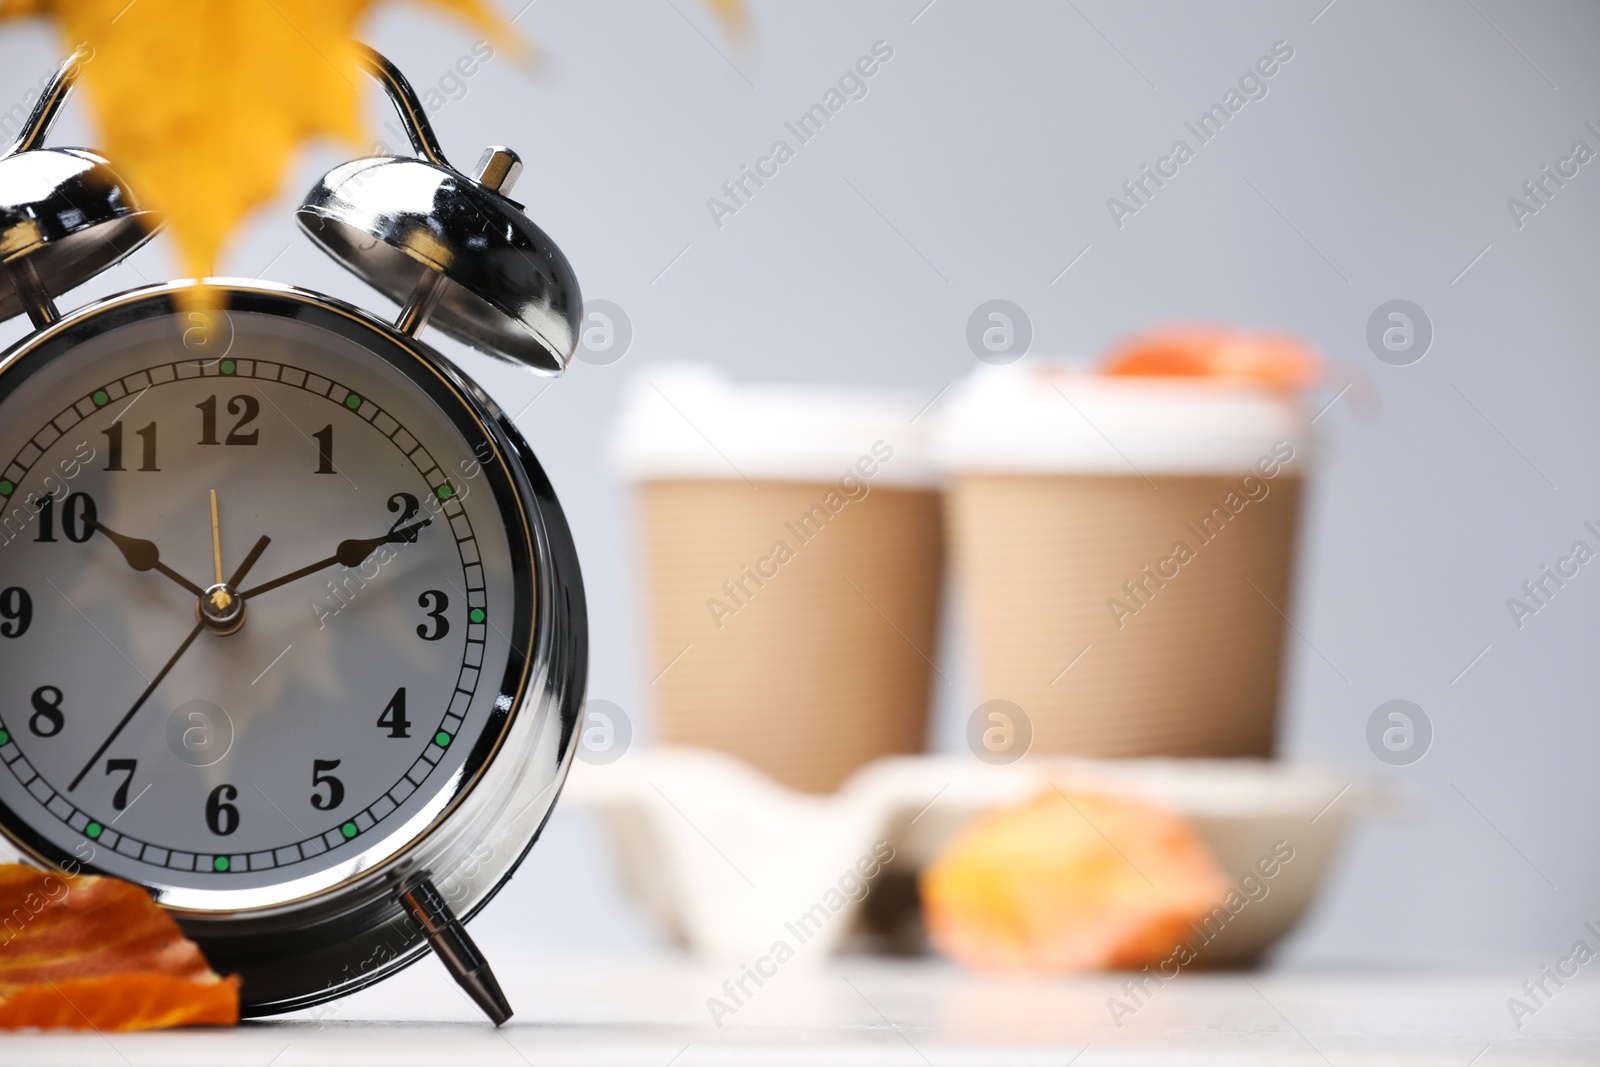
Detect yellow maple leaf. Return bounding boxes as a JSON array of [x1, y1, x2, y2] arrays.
[[0, 0, 741, 306], [0, 0, 512, 297], [0, 0, 510, 295]]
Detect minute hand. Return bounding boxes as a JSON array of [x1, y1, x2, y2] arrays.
[[237, 520, 431, 600]]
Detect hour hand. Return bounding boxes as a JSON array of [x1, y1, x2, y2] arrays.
[[238, 519, 431, 600], [92, 522, 206, 598]]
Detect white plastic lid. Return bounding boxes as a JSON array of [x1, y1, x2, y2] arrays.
[[609, 364, 939, 487], [930, 361, 1311, 475]]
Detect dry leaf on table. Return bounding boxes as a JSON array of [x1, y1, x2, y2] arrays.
[[0, 863, 237, 1030]]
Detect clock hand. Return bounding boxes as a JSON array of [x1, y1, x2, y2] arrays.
[[236, 520, 431, 601], [92, 521, 206, 598], [200, 493, 267, 616], [229, 535, 271, 588], [69, 619, 205, 791], [209, 490, 224, 588], [68, 532, 274, 790]]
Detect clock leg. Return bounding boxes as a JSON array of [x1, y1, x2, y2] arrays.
[[399, 878, 514, 1026]]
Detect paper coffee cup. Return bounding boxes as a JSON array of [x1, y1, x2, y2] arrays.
[[931, 363, 1311, 758], [611, 366, 942, 793]]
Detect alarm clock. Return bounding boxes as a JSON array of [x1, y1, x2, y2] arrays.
[[0, 46, 587, 1024]]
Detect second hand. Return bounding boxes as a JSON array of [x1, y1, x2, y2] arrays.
[[68, 498, 272, 793], [210, 489, 224, 588], [69, 620, 203, 791]]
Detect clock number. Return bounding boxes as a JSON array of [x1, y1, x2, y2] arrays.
[[102, 422, 159, 472], [0, 587, 31, 638], [417, 591, 450, 641], [35, 492, 96, 543], [105, 759, 137, 810], [196, 395, 260, 446], [313, 424, 335, 474], [34, 495, 53, 542], [102, 422, 121, 471], [197, 396, 217, 445], [224, 396, 261, 444], [205, 783, 239, 836], [387, 493, 421, 541], [63, 493, 96, 543], [310, 759, 345, 811], [377, 687, 410, 738], [28, 685, 63, 738], [135, 423, 159, 470]]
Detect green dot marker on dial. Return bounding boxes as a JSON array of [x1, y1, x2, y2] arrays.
[[341, 822, 359, 839], [85, 822, 102, 839], [435, 730, 452, 748], [345, 393, 362, 410], [213, 856, 230, 872], [0, 730, 9, 746], [435, 484, 453, 501], [0, 481, 13, 497], [221, 359, 236, 375], [469, 608, 485, 624], [92, 390, 109, 406]]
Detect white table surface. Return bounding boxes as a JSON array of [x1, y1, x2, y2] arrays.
[[1, 953, 1593, 1065]]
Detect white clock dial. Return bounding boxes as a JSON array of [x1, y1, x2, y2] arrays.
[[0, 306, 527, 907]]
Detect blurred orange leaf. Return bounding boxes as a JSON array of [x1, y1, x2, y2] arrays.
[[922, 790, 1229, 973], [0, 863, 237, 1030], [1102, 325, 1323, 391], [703, 0, 748, 34]]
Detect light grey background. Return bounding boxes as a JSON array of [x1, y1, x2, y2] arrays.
[[0, 0, 1595, 966]]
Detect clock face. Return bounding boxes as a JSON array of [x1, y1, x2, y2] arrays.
[[0, 293, 531, 910]]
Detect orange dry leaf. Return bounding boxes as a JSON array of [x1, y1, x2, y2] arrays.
[[921, 790, 1228, 972], [0, 863, 237, 1030], [1102, 326, 1322, 391]]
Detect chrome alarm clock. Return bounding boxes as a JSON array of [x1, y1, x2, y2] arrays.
[[0, 48, 586, 1023]]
